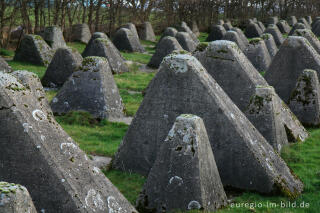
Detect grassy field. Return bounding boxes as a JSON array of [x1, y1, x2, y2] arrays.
[[2, 32, 320, 212]]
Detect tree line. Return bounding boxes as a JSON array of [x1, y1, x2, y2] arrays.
[[0, 0, 319, 47]]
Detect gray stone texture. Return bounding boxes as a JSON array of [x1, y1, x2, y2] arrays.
[[42, 47, 83, 87], [264, 24, 284, 46], [41, 26, 67, 49], [0, 182, 37, 213], [232, 27, 249, 46], [245, 22, 263, 38], [190, 21, 200, 37], [292, 29, 320, 54], [265, 36, 320, 103], [0, 57, 11, 72], [312, 20, 320, 37], [82, 34, 129, 74], [0, 71, 136, 213], [244, 38, 271, 72], [288, 69, 320, 126], [137, 22, 156, 41], [162, 27, 178, 38], [113, 28, 145, 53], [194, 40, 309, 142], [14, 34, 54, 66], [289, 23, 306, 35], [113, 54, 303, 198], [246, 86, 288, 152], [267, 16, 279, 25], [71, 23, 91, 44], [136, 114, 227, 212], [50, 56, 124, 120], [257, 21, 266, 32], [222, 30, 246, 51], [276, 20, 291, 34], [123, 23, 140, 40], [306, 16, 312, 25], [148, 36, 183, 68], [178, 22, 199, 44], [287, 16, 298, 26], [175, 32, 197, 52], [206, 24, 226, 41], [261, 33, 278, 59], [298, 18, 311, 29]]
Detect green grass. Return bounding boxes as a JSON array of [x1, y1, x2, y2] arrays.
[[45, 90, 57, 102], [198, 32, 209, 42], [114, 63, 155, 92], [67, 42, 86, 54], [121, 52, 152, 64], [140, 40, 157, 46], [104, 169, 146, 205], [0, 48, 14, 58], [55, 111, 128, 157], [7, 60, 46, 79], [120, 89, 143, 116]]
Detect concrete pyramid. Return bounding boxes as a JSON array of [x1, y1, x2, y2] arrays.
[[222, 30, 246, 51], [41, 26, 66, 49], [161, 27, 178, 38], [257, 21, 266, 32], [136, 114, 227, 212], [179, 22, 199, 44], [0, 56, 12, 72], [190, 21, 200, 36], [244, 38, 271, 72], [264, 24, 284, 46], [0, 182, 37, 213], [82, 33, 129, 74], [245, 22, 263, 38], [71, 23, 91, 44], [261, 33, 278, 58], [289, 69, 320, 126], [276, 20, 291, 34], [50, 56, 124, 120], [292, 29, 320, 54], [287, 16, 298, 26], [0, 72, 136, 213], [42, 47, 83, 87], [113, 28, 145, 53], [148, 36, 183, 68], [194, 40, 309, 142], [246, 86, 288, 152], [206, 24, 226, 41], [175, 32, 197, 52], [82, 32, 108, 56], [232, 27, 249, 46], [298, 18, 311, 29], [113, 54, 303, 197], [223, 22, 232, 31], [267, 17, 279, 25], [14, 34, 53, 66], [123, 23, 139, 40], [138, 22, 156, 41], [265, 36, 320, 103], [289, 23, 306, 35]]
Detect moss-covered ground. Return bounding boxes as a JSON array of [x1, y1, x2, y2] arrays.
[[2, 32, 320, 212]]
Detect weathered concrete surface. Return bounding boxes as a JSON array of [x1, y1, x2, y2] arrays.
[[289, 23, 306, 35], [265, 36, 320, 103], [113, 54, 303, 198], [223, 22, 232, 31], [244, 38, 271, 72], [14, 34, 54, 66], [257, 21, 266, 32], [42, 47, 83, 87], [194, 40, 309, 143], [82, 32, 108, 56], [71, 23, 91, 44], [289, 69, 320, 126], [113, 28, 145, 53], [91, 156, 112, 170], [136, 114, 227, 212], [123, 23, 140, 40], [137, 22, 156, 41], [287, 16, 298, 26], [148, 36, 183, 68], [261, 33, 278, 58], [246, 86, 288, 152], [0, 72, 136, 213], [0, 56, 12, 72], [222, 30, 246, 51], [161, 27, 178, 38], [190, 21, 200, 37], [267, 17, 279, 25], [232, 27, 249, 46], [245, 22, 263, 38], [175, 32, 197, 52], [306, 16, 312, 25], [264, 24, 284, 46], [41, 26, 67, 49], [50, 56, 125, 120], [178, 22, 199, 44], [298, 18, 311, 29], [206, 25, 226, 41], [82, 35, 129, 74], [0, 182, 37, 213], [276, 20, 291, 34], [292, 29, 320, 54]]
